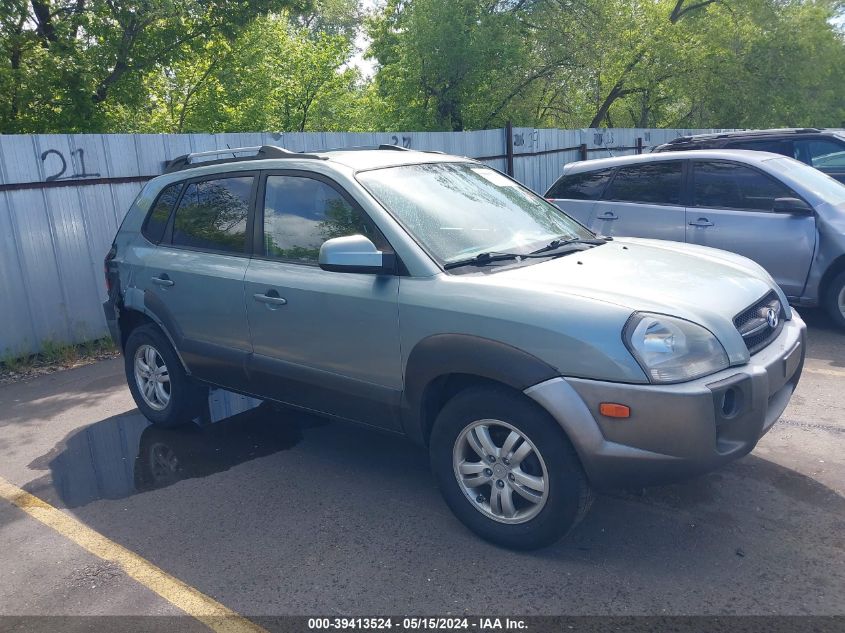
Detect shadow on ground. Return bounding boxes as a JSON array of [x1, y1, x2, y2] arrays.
[[802, 308, 845, 368]]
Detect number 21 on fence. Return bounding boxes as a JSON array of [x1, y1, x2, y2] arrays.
[[40, 148, 101, 182]]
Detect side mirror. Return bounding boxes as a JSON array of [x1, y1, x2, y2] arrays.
[[318, 235, 395, 274], [773, 197, 813, 215]]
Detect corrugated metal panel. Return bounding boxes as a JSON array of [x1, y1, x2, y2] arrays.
[[0, 128, 728, 356]]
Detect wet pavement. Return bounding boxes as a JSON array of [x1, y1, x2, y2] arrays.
[[0, 309, 843, 618]]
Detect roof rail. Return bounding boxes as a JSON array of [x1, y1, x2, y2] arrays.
[[673, 127, 825, 143], [374, 144, 450, 154], [320, 144, 452, 155], [162, 145, 326, 173], [315, 144, 412, 153], [710, 127, 824, 137]]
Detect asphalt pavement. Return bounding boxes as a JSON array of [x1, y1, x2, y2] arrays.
[[0, 309, 843, 623]]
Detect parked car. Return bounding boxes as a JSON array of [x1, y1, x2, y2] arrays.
[[105, 145, 805, 549], [653, 128, 845, 183], [546, 150, 845, 328]]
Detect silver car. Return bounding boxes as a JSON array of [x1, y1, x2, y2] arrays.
[[546, 150, 845, 328], [105, 146, 805, 549]]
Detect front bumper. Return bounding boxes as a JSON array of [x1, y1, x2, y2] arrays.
[[525, 312, 806, 490]]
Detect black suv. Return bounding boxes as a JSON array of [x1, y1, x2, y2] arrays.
[[654, 128, 845, 183]]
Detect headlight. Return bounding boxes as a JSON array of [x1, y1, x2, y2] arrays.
[[623, 312, 729, 383]]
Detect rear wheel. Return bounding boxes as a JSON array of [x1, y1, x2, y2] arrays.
[[824, 271, 845, 329], [429, 385, 593, 549], [124, 324, 205, 427]]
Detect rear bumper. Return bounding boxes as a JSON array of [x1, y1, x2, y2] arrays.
[[525, 313, 806, 490], [102, 299, 122, 349]]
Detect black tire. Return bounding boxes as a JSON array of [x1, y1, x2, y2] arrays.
[[124, 324, 205, 427], [429, 385, 593, 550], [824, 270, 845, 330]]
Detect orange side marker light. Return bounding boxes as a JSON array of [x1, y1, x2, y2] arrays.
[[599, 403, 630, 418]]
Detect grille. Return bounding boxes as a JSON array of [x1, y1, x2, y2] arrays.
[[733, 292, 784, 355]]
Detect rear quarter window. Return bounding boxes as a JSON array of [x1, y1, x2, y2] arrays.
[[142, 183, 183, 244]]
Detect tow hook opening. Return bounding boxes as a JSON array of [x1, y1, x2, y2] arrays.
[[708, 374, 751, 428], [720, 386, 744, 419]]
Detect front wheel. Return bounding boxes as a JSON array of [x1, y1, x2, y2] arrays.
[[124, 324, 205, 427], [824, 271, 845, 330], [429, 385, 593, 550]]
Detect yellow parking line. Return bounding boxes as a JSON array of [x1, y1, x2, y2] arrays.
[[804, 366, 845, 378], [0, 476, 266, 633]]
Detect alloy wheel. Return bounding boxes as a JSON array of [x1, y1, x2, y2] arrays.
[[838, 285, 845, 319], [452, 419, 549, 524], [134, 344, 171, 411]]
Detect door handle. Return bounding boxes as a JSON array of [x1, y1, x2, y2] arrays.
[[598, 212, 619, 220], [151, 275, 174, 287], [688, 218, 714, 227], [253, 292, 287, 307]]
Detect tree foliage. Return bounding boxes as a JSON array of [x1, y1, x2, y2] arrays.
[[108, 15, 360, 133], [1, 0, 843, 133], [0, 0, 313, 132], [366, 0, 845, 130]]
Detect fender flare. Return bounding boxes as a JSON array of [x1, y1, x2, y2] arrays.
[[119, 287, 191, 374], [402, 334, 559, 443]]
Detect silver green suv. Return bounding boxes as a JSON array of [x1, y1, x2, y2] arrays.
[[104, 145, 806, 549]]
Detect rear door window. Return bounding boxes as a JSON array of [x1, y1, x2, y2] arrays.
[[171, 176, 254, 253], [692, 161, 795, 211], [602, 161, 683, 205], [546, 169, 614, 200]]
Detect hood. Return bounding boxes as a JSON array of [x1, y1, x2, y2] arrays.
[[490, 238, 788, 365]]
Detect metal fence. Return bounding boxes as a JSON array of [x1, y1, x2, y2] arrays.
[[0, 127, 730, 356]]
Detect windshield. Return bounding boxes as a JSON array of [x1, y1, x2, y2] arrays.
[[357, 162, 593, 265], [765, 156, 845, 205]]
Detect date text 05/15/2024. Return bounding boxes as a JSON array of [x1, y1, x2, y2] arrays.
[[307, 618, 528, 630]]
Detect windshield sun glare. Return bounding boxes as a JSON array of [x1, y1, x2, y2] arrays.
[[357, 162, 592, 266]]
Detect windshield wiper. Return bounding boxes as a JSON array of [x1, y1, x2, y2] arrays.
[[530, 236, 610, 255], [444, 237, 611, 270], [443, 251, 524, 270]]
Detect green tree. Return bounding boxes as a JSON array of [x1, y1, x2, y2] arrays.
[[365, 0, 845, 130], [4, 0, 844, 133], [366, 0, 538, 130], [0, 0, 309, 132], [673, 0, 845, 127], [188, 16, 359, 132], [539, 0, 845, 128], [106, 12, 362, 133]]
